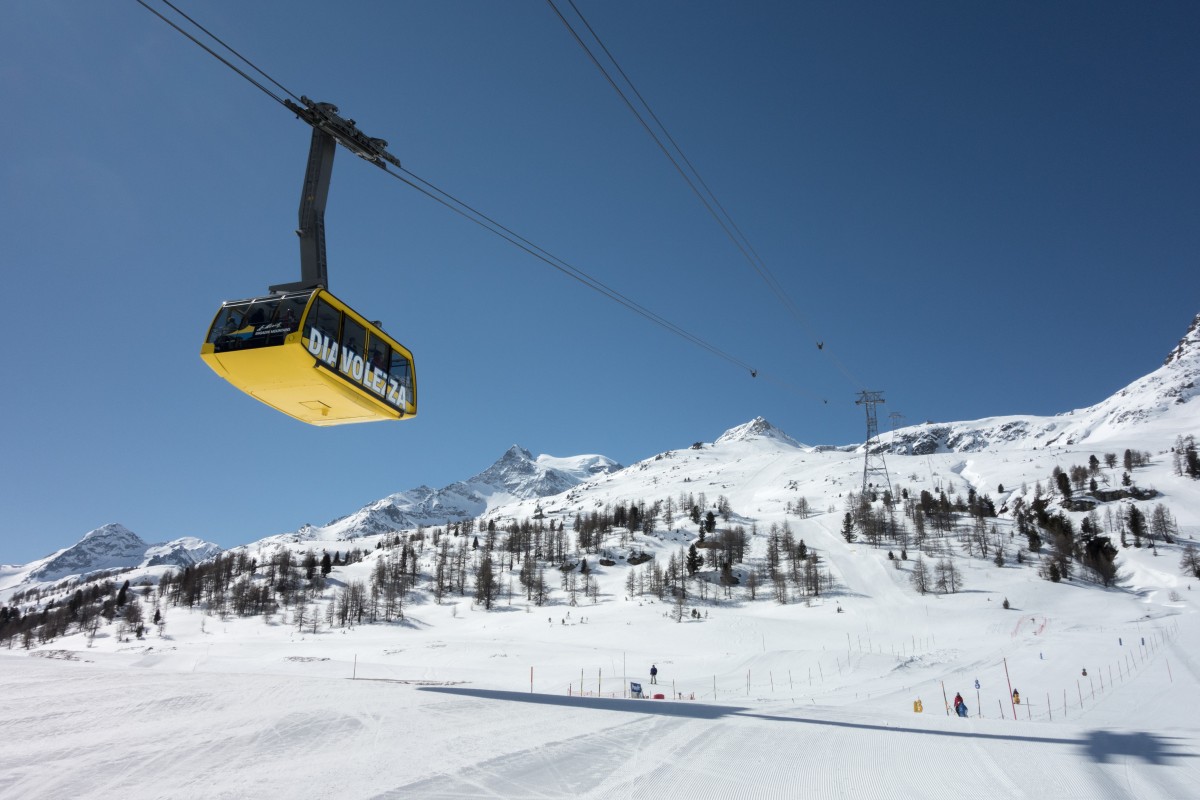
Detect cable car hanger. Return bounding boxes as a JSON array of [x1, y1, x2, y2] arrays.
[[271, 97, 401, 295]]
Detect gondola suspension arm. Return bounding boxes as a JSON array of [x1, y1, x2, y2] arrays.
[[269, 97, 402, 294]]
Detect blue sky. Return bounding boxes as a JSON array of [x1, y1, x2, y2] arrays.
[[2, 1, 1197, 564]]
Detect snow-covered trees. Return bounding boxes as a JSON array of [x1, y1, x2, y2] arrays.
[[1181, 545, 1200, 579], [474, 555, 498, 610]]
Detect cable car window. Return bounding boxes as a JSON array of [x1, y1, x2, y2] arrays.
[[339, 316, 367, 381], [275, 295, 307, 333], [244, 301, 271, 328], [207, 302, 251, 347], [388, 349, 413, 406], [307, 296, 341, 345], [238, 298, 293, 347], [362, 334, 394, 403]]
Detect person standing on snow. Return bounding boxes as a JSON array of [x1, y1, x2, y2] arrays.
[[650, 664, 658, 684]]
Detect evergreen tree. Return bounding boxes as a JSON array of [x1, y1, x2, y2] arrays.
[[1127, 505, 1147, 547], [1055, 469, 1072, 501], [1180, 544, 1200, 579], [474, 555, 498, 610], [1185, 437, 1200, 479], [841, 513, 857, 543]]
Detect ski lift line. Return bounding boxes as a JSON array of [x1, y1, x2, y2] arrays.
[[548, 0, 825, 353], [133, 0, 294, 110], [547, 0, 774, 296], [136, 0, 832, 403], [384, 164, 758, 374], [153, 0, 304, 106], [551, 0, 876, 397], [558, 0, 806, 328]]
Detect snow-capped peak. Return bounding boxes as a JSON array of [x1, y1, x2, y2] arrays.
[[265, 445, 623, 545], [16, 524, 221, 586], [1164, 313, 1200, 367], [715, 417, 804, 448]]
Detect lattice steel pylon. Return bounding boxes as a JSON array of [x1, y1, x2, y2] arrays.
[[856, 390, 892, 497]]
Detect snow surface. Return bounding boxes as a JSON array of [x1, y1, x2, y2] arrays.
[[4, 433, 1200, 799], [2, 319, 1200, 798]]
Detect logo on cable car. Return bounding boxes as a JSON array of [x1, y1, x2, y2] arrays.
[[307, 328, 408, 408]]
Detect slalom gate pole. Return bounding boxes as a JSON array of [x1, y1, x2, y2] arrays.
[[998, 699, 1004, 719], [940, 681, 950, 716], [1047, 693, 1052, 721], [1167, 658, 1174, 683]]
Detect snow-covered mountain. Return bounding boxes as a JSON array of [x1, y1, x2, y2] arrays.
[[260, 445, 623, 546], [7, 315, 1198, 590], [4, 523, 221, 589], [883, 313, 1200, 455], [714, 416, 805, 448]]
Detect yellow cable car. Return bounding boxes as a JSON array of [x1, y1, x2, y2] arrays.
[[201, 288, 416, 426], [200, 98, 417, 426]]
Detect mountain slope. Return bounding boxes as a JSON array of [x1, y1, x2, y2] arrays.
[[262, 446, 623, 546], [886, 313, 1200, 455]]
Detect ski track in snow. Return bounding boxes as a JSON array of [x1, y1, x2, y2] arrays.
[[2, 652, 1197, 799]]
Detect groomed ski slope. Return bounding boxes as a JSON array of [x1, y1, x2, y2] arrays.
[[1, 569, 1196, 800]]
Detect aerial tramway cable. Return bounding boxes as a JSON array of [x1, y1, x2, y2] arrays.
[[135, 0, 832, 402], [548, 0, 865, 392]]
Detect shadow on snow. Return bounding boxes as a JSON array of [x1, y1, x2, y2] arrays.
[[419, 687, 1194, 765]]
